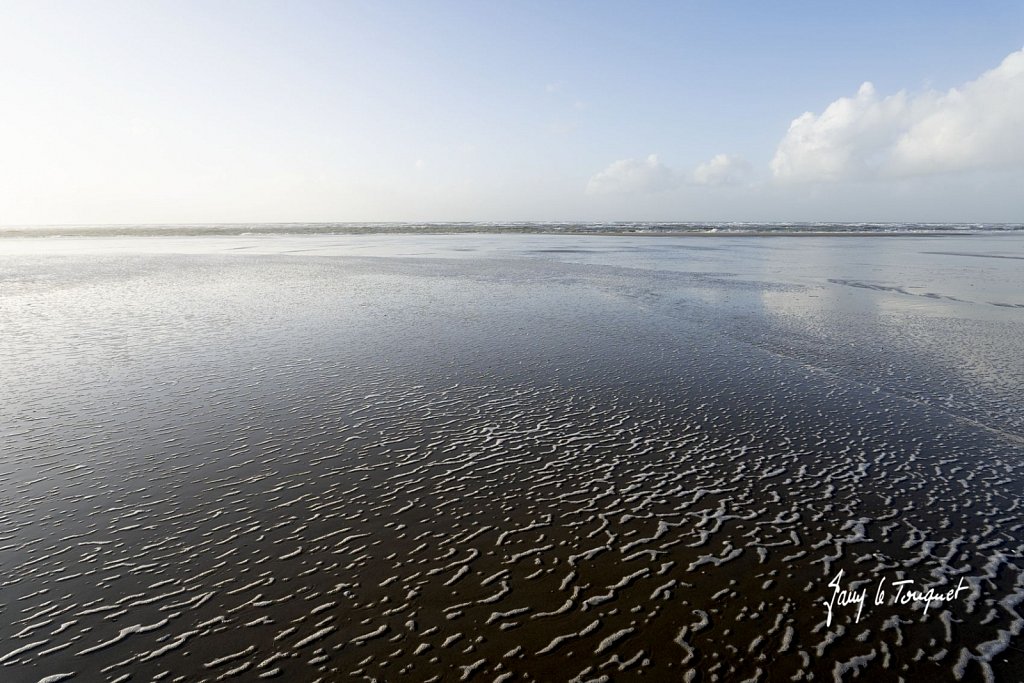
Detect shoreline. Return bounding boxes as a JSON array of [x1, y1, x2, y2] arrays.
[[0, 228, 1012, 239]]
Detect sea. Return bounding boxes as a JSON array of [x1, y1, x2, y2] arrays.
[[2, 220, 1024, 237]]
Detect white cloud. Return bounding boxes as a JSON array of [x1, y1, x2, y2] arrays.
[[586, 154, 675, 195], [692, 153, 753, 186], [587, 153, 756, 195], [772, 48, 1024, 182]]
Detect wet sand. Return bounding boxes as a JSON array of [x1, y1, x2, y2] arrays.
[[1, 234, 1022, 681]]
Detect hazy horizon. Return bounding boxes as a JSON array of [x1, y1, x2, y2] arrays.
[[5, 219, 1024, 230]]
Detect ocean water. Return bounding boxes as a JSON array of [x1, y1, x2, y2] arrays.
[[2, 220, 1024, 237], [1, 233, 1022, 681]]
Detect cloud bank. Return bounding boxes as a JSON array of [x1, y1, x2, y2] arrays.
[[586, 154, 675, 195], [772, 48, 1024, 182], [587, 153, 753, 194], [692, 154, 753, 186]]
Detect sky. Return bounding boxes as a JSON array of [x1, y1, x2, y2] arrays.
[[1, 0, 1023, 224]]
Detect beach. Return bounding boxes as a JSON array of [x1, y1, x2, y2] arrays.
[[1, 233, 1022, 681]]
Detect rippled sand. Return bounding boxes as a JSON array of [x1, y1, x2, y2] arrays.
[[1, 235, 1022, 682]]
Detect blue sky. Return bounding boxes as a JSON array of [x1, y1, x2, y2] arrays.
[[2, 1, 1023, 223]]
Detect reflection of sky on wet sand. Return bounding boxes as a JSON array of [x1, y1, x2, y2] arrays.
[[759, 276, 1020, 414], [6, 233, 1021, 308], [6, 234, 1021, 388], [8, 232, 1020, 290], [745, 237, 1024, 440]]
